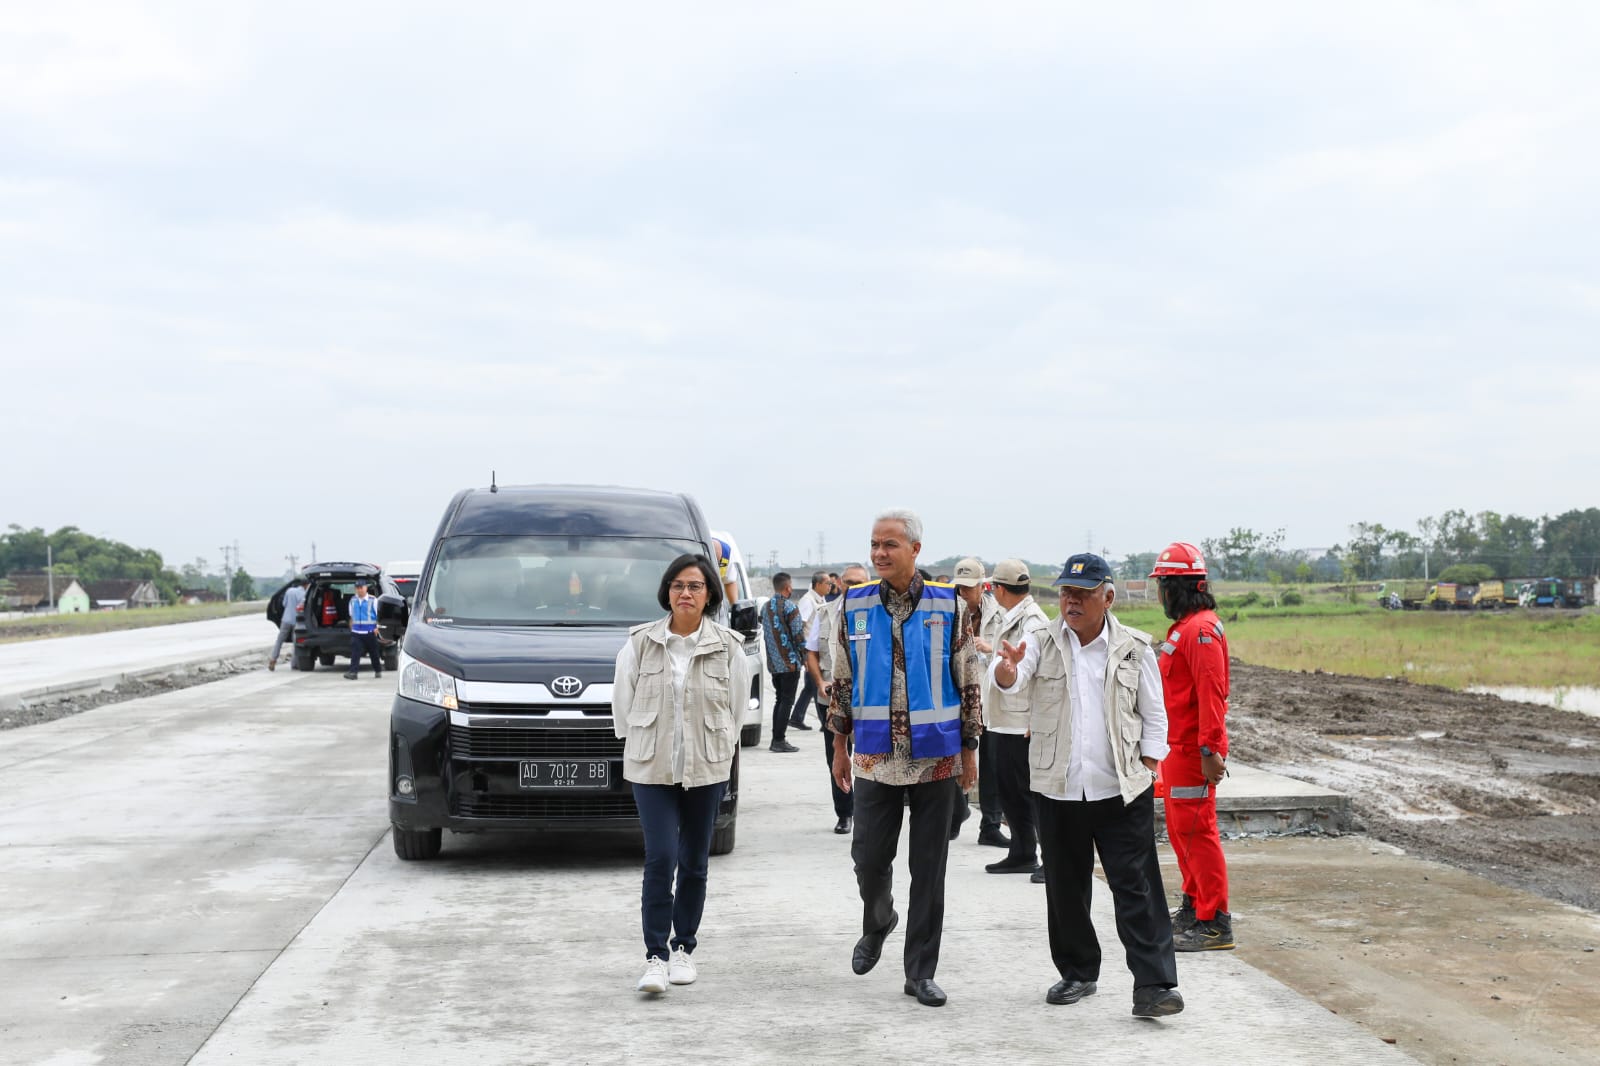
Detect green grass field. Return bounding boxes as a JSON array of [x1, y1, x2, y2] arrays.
[[1036, 586, 1600, 690], [0, 601, 263, 644]]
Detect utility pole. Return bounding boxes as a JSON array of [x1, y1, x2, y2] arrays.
[[285, 552, 299, 576], [219, 545, 232, 603], [311, 541, 317, 564], [817, 532, 826, 569], [46, 543, 55, 610]]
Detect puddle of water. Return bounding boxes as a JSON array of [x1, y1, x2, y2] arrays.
[[1468, 685, 1600, 718]]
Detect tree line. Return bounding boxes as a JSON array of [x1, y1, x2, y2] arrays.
[[1164, 508, 1600, 584], [0, 524, 259, 604]]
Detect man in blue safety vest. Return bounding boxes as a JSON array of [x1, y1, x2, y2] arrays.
[[828, 509, 983, 1008], [343, 580, 382, 680]]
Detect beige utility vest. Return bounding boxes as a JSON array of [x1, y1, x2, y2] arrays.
[[1026, 614, 1158, 805], [981, 598, 1052, 732], [621, 618, 740, 788]]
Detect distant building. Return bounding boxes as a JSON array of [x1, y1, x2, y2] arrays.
[[178, 588, 227, 605], [86, 579, 163, 610], [0, 572, 92, 613]]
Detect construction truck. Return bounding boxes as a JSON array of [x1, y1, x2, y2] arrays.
[[1388, 580, 1437, 610], [1469, 580, 1506, 609]]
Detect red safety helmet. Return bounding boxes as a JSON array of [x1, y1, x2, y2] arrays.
[[1149, 542, 1207, 579]]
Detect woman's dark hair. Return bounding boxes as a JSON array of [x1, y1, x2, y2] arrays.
[[1160, 576, 1216, 621], [658, 554, 724, 613], [997, 581, 1031, 597]]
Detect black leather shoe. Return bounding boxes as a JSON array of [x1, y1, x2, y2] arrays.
[[834, 817, 852, 834], [343, 671, 358, 680], [851, 911, 898, 975], [976, 826, 1011, 848], [769, 740, 799, 753], [1131, 986, 1185, 1018], [985, 856, 1041, 875], [1030, 868, 1047, 884], [789, 720, 813, 730], [1045, 979, 1097, 1005], [904, 978, 947, 1006]]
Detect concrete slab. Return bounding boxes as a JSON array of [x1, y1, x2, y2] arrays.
[[187, 746, 1409, 1065], [0, 613, 274, 711], [1207, 760, 1353, 834], [0, 668, 393, 1065]]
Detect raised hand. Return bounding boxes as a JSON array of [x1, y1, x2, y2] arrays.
[[998, 639, 1027, 667]]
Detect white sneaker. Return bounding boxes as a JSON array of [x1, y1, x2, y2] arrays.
[[636, 955, 669, 994], [668, 947, 697, 985]]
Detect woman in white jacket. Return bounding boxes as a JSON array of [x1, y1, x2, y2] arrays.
[[612, 553, 750, 995]]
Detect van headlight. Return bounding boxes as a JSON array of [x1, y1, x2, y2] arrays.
[[399, 649, 459, 710]]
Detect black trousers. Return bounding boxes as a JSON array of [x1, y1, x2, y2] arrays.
[[1036, 786, 1177, 990], [992, 733, 1038, 862], [851, 776, 959, 980], [794, 672, 818, 727], [771, 670, 799, 743], [977, 731, 1004, 830], [823, 728, 853, 819], [348, 631, 381, 674]]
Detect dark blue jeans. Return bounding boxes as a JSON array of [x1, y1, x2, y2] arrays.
[[633, 780, 727, 960], [348, 631, 381, 674]]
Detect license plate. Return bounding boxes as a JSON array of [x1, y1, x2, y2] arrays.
[[518, 759, 609, 790]]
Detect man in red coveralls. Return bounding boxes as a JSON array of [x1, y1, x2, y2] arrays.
[[1150, 542, 1235, 951]]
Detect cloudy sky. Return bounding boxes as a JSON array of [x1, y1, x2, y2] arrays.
[[4, 2, 1598, 578]]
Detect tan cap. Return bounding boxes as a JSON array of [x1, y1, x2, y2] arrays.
[[950, 557, 986, 587], [989, 558, 1031, 586]]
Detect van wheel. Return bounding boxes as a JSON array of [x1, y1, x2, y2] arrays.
[[319, 653, 336, 666], [383, 648, 400, 672], [294, 648, 316, 671], [710, 819, 736, 856], [740, 723, 761, 748], [393, 826, 442, 860]]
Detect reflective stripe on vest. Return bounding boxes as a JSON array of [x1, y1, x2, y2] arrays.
[[845, 580, 961, 758]]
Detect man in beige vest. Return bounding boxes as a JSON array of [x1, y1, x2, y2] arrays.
[[979, 558, 1052, 876], [992, 553, 1183, 1018]]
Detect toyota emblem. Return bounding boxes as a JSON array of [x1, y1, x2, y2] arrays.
[[550, 675, 583, 698]]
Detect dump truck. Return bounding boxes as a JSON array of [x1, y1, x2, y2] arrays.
[[1392, 580, 1436, 609], [1469, 580, 1506, 609]]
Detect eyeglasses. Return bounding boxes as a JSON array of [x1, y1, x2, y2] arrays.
[[670, 582, 708, 594]]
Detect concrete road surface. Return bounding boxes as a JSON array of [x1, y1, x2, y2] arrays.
[[1, 667, 1415, 1066], [0, 613, 271, 709]]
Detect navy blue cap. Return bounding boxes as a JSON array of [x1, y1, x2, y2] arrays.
[[1053, 553, 1112, 589]]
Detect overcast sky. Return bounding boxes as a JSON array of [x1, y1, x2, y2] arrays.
[[4, 2, 1598, 578]]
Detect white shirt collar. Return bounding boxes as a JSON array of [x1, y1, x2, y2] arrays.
[[1002, 595, 1033, 624], [1062, 616, 1108, 651]]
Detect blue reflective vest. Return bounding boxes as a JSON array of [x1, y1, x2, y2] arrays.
[[845, 579, 962, 758]]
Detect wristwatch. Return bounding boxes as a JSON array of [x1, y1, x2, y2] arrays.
[[1199, 746, 1215, 757], [962, 736, 980, 750]]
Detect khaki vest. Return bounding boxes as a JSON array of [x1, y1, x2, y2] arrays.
[[1025, 613, 1158, 805], [621, 617, 740, 788], [981, 597, 1052, 732]]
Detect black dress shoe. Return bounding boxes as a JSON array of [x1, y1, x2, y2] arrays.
[[985, 856, 1041, 875], [904, 978, 947, 1006], [834, 817, 852, 834], [789, 720, 813, 730], [1045, 979, 1097, 1005], [769, 739, 799, 753], [343, 671, 358, 680], [976, 827, 1011, 848], [851, 911, 899, 975], [1030, 867, 1047, 884], [1131, 985, 1185, 1018]]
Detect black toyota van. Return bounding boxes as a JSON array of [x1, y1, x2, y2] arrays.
[[382, 484, 761, 860]]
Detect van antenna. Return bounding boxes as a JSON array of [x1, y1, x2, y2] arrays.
[[490, 470, 498, 493]]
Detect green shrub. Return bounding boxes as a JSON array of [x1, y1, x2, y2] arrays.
[[1279, 590, 1304, 606]]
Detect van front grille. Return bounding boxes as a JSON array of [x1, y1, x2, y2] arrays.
[[455, 794, 639, 820], [450, 725, 623, 759]]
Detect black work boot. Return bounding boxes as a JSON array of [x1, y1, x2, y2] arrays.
[[1170, 893, 1197, 935], [1173, 910, 1235, 951]]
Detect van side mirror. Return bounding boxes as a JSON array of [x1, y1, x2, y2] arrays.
[[729, 599, 759, 640], [378, 593, 409, 643]]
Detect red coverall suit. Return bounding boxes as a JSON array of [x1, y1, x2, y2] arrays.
[[1158, 608, 1230, 921]]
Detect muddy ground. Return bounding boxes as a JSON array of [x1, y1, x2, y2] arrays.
[[1230, 661, 1600, 912], [0, 654, 258, 731]]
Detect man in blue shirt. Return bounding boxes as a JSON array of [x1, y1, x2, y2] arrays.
[[269, 579, 306, 670], [344, 580, 383, 679], [761, 573, 807, 753]]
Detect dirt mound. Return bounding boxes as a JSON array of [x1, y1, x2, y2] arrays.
[[1229, 661, 1600, 911]]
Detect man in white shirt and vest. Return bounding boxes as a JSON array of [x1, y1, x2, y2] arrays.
[[978, 558, 1052, 875], [991, 553, 1184, 1018], [807, 563, 869, 834], [829, 510, 983, 1008]]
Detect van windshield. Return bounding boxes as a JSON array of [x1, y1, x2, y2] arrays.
[[422, 535, 704, 625]]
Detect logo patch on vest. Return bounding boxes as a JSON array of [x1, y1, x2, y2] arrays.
[[924, 617, 946, 626]]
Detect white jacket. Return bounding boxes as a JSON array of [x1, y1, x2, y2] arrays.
[[612, 616, 748, 788]]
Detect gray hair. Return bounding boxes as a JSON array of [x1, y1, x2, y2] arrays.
[[873, 508, 923, 544]]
